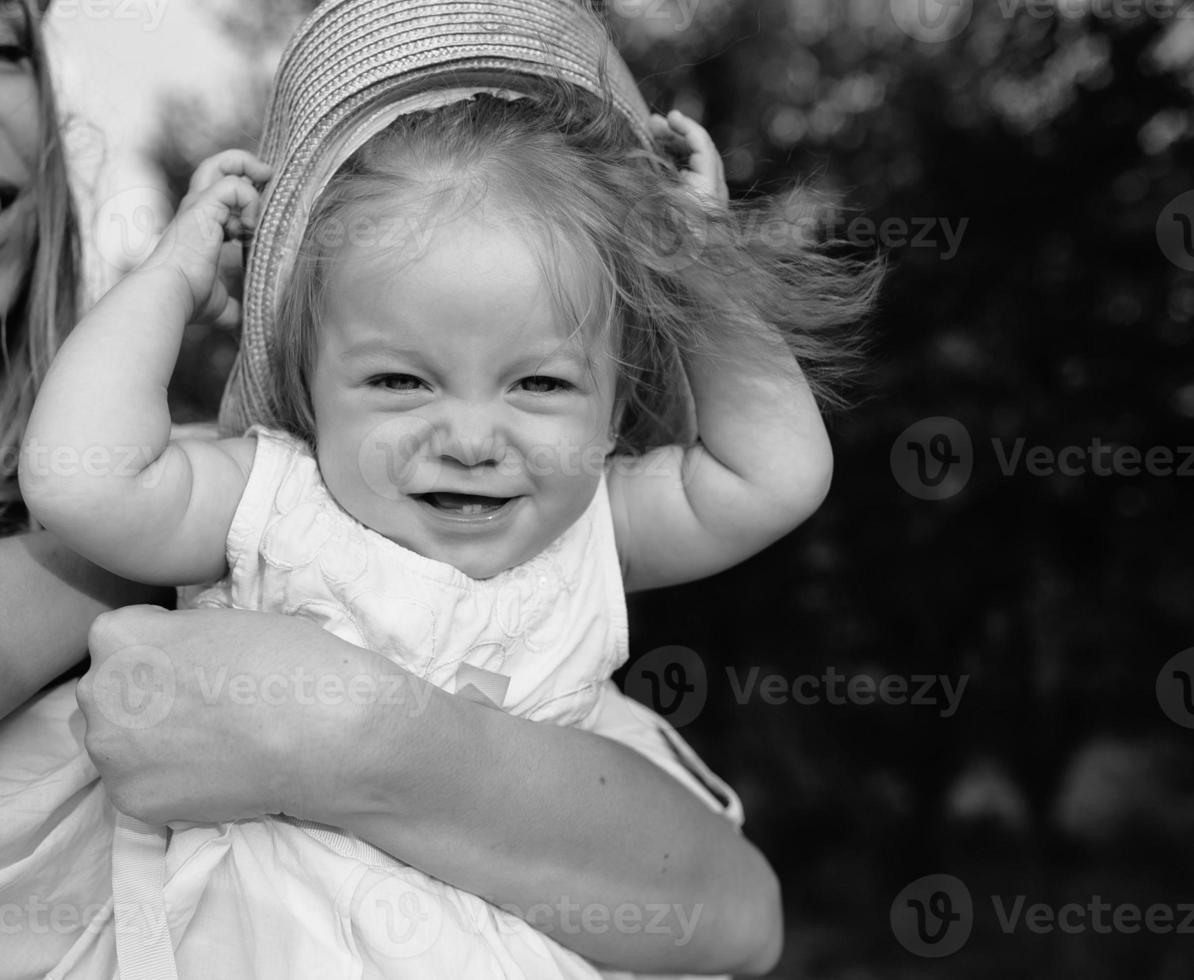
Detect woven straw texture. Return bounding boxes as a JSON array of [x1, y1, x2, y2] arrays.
[[219, 0, 653, 436]]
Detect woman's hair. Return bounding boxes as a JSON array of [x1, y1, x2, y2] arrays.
[[273, 79, 881, 454], [0, 0, 80, 535]]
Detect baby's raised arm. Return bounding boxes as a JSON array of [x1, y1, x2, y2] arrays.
[[19, 152, 272, 586], [611, 114, 834, 591]]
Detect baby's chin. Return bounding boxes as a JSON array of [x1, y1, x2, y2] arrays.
[[421, 541, 542, 581]]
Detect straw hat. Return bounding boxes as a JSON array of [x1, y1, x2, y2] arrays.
[[219, 0, 654, 436]]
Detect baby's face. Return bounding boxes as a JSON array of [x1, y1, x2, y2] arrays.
[[309, 203, 619, 579]]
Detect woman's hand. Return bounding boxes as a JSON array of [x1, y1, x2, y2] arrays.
[[79, 604, 782, 974], [76, 604, 390, 823]]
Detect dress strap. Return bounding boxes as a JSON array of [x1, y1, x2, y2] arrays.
[[111, 813, 179, 980]]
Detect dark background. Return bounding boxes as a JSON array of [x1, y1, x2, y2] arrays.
[[161, 2, 1194, 976]]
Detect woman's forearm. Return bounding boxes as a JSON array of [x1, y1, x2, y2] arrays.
[[312, 678, 783, 973], [0, 531, 170, 719], [80, 605, 782, 974]]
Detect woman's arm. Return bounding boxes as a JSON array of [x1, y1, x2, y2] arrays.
[[0, 531, 171, 720], [78, 605, 782, 975]]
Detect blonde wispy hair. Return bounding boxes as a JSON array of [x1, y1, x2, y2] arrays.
[[269, 80, 881, 455]]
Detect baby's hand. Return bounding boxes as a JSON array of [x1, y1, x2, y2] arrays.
[[650, 110, 729, 211], [143, 150, 272, 327]]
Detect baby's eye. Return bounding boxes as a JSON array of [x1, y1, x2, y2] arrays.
[[369, 374, 424, 392], [0, 43, 28, 64], [519, 376, 572, 394]]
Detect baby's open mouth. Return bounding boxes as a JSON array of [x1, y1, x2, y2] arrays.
[[415, 492, 512, 516], [0, 184, 20, 213]]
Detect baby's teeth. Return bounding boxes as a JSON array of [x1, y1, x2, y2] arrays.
[[461, 503, 484, 515]]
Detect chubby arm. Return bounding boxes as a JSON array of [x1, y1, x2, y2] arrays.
[[19, 153, 269, 585], [610, 325, 832, 592], [611, 115, 833, 591], [0, 531, 170, 719], [80, 606, 782, 975]]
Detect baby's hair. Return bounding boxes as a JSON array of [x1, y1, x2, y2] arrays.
[[272, 78, 881, 454], [0, 0, 81, 535]]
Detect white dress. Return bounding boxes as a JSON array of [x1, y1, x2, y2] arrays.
[[6, 428, 742, 980]]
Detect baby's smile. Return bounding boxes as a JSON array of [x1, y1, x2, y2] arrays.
[[413, 491, 519, 520]]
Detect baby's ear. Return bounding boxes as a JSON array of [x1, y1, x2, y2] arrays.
[[606, 400, 627, 452]]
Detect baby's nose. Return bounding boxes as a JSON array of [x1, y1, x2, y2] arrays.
[[435, 406, 506, 468]]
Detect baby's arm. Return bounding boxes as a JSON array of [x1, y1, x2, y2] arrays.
[[612, 114, 833, 591], [19, 152, 271, 586]]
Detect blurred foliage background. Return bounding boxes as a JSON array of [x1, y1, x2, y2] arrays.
[[141, 1, 1194, 976]]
